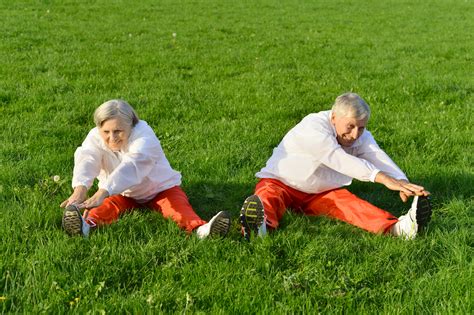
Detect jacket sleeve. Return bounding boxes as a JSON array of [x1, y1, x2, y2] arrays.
[[72, 129, 103, 189], [292, 125, 380, 182], [102, 137, 160, 195], [318, 140, 381, 182]]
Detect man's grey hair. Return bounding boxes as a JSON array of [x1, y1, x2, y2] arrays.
[[331, 93, 371, 120], [93, 99, 139, 128]]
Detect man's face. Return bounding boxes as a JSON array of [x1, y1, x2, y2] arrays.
[[99, 118, 132, 152], [331, 113, 368, 147]]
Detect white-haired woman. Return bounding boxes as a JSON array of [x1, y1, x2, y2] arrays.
[[60, 99, 230, 238]]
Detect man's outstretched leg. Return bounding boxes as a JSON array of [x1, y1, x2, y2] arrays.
[[303, 189, 398, 234], [303, 189, 432, 239]]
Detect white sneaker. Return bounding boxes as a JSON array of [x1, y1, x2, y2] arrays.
[[392, 196, 432, 240], [196, 211, 231, 239], [62, 204, 91, 237]]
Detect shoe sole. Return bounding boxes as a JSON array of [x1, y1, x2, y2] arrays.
[[209, 211, 231, 238], [416, 196, 432, 231], [240, 195, 264, 241], [62, 205, 83, 236]]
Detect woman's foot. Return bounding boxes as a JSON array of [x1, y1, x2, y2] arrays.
[[196, 211, 231, 239], [62, 204, 90, 237]]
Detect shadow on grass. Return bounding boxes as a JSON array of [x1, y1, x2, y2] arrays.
[[184, 180, 393, 239], [184, 170, 474, 238], [183, 180, 256, 220], [416, 170, 473, 203]]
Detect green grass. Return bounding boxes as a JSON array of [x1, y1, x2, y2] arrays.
[[1, 0, 472, 313]]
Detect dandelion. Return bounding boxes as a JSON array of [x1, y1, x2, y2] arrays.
[[53, 175, 61, 182], [171, 33, 177, 48], [69, 297, 80, 306], [0, 296, 6, 302]]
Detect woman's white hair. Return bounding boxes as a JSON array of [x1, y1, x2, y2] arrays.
[[331, 93, 371, 120], [93, 99, 139, 127]]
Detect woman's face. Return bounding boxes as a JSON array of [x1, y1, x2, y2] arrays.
[[99, 118, 132, 151]]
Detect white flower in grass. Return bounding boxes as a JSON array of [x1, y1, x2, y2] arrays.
[[53, 175, 61, 182], [147, 295, 154, 305], [172, 32, 177, 38]]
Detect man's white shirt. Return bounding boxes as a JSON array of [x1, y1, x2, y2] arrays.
[[72, 120, 181, 203], [256, 110, 407, 194]]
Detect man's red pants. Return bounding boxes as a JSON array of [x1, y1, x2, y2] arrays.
[[255, 178, 398, 234]]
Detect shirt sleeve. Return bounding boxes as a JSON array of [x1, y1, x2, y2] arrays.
[[72, 129, 103, 189], [319, 142, 381, 182], [291, 125, 380, 182], [103, 137, 159, 195], [355, 132, 408, 181]]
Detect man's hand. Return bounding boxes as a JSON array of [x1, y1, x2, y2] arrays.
[[397, 179, 430, 202], [77, 188, 110, 209], [375, 172, 430, 202], [60, 185, 88, 208]]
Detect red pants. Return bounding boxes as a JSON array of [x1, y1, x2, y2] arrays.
[[85, 186, 206, 233], [255, 179, 398, 234]]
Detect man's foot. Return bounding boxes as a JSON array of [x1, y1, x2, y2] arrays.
[[392, 196, 432, 240], [62, 204, 90, 237], [240, 195, 266, 241], [196, 211, 231, 239]]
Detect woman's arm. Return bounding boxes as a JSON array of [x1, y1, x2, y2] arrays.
[[60, 185, 88, 208]]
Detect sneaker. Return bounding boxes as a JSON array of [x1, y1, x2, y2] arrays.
[[240, 195, 266, 241], [62, 204, 90, 237], [196, 211, 231, 239], [392, 196, 432, 240]]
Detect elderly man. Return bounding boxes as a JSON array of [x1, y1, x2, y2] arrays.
[[240, 93, 432, 240]]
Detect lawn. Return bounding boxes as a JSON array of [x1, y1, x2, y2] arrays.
[[1, 0, 472, 313]]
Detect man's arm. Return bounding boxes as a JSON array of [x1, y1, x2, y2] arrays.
[[294, 129, 381, 183]]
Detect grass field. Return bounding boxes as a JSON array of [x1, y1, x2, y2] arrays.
[[1, 0, 473, 313]]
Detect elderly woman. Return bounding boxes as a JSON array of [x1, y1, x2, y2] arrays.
[[61, 99, 230, 238]]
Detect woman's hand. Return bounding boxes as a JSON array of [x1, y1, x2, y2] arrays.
[[60, 185, 88, 208], [375, 172, 430, 202], [77, 188, 110, 209]]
